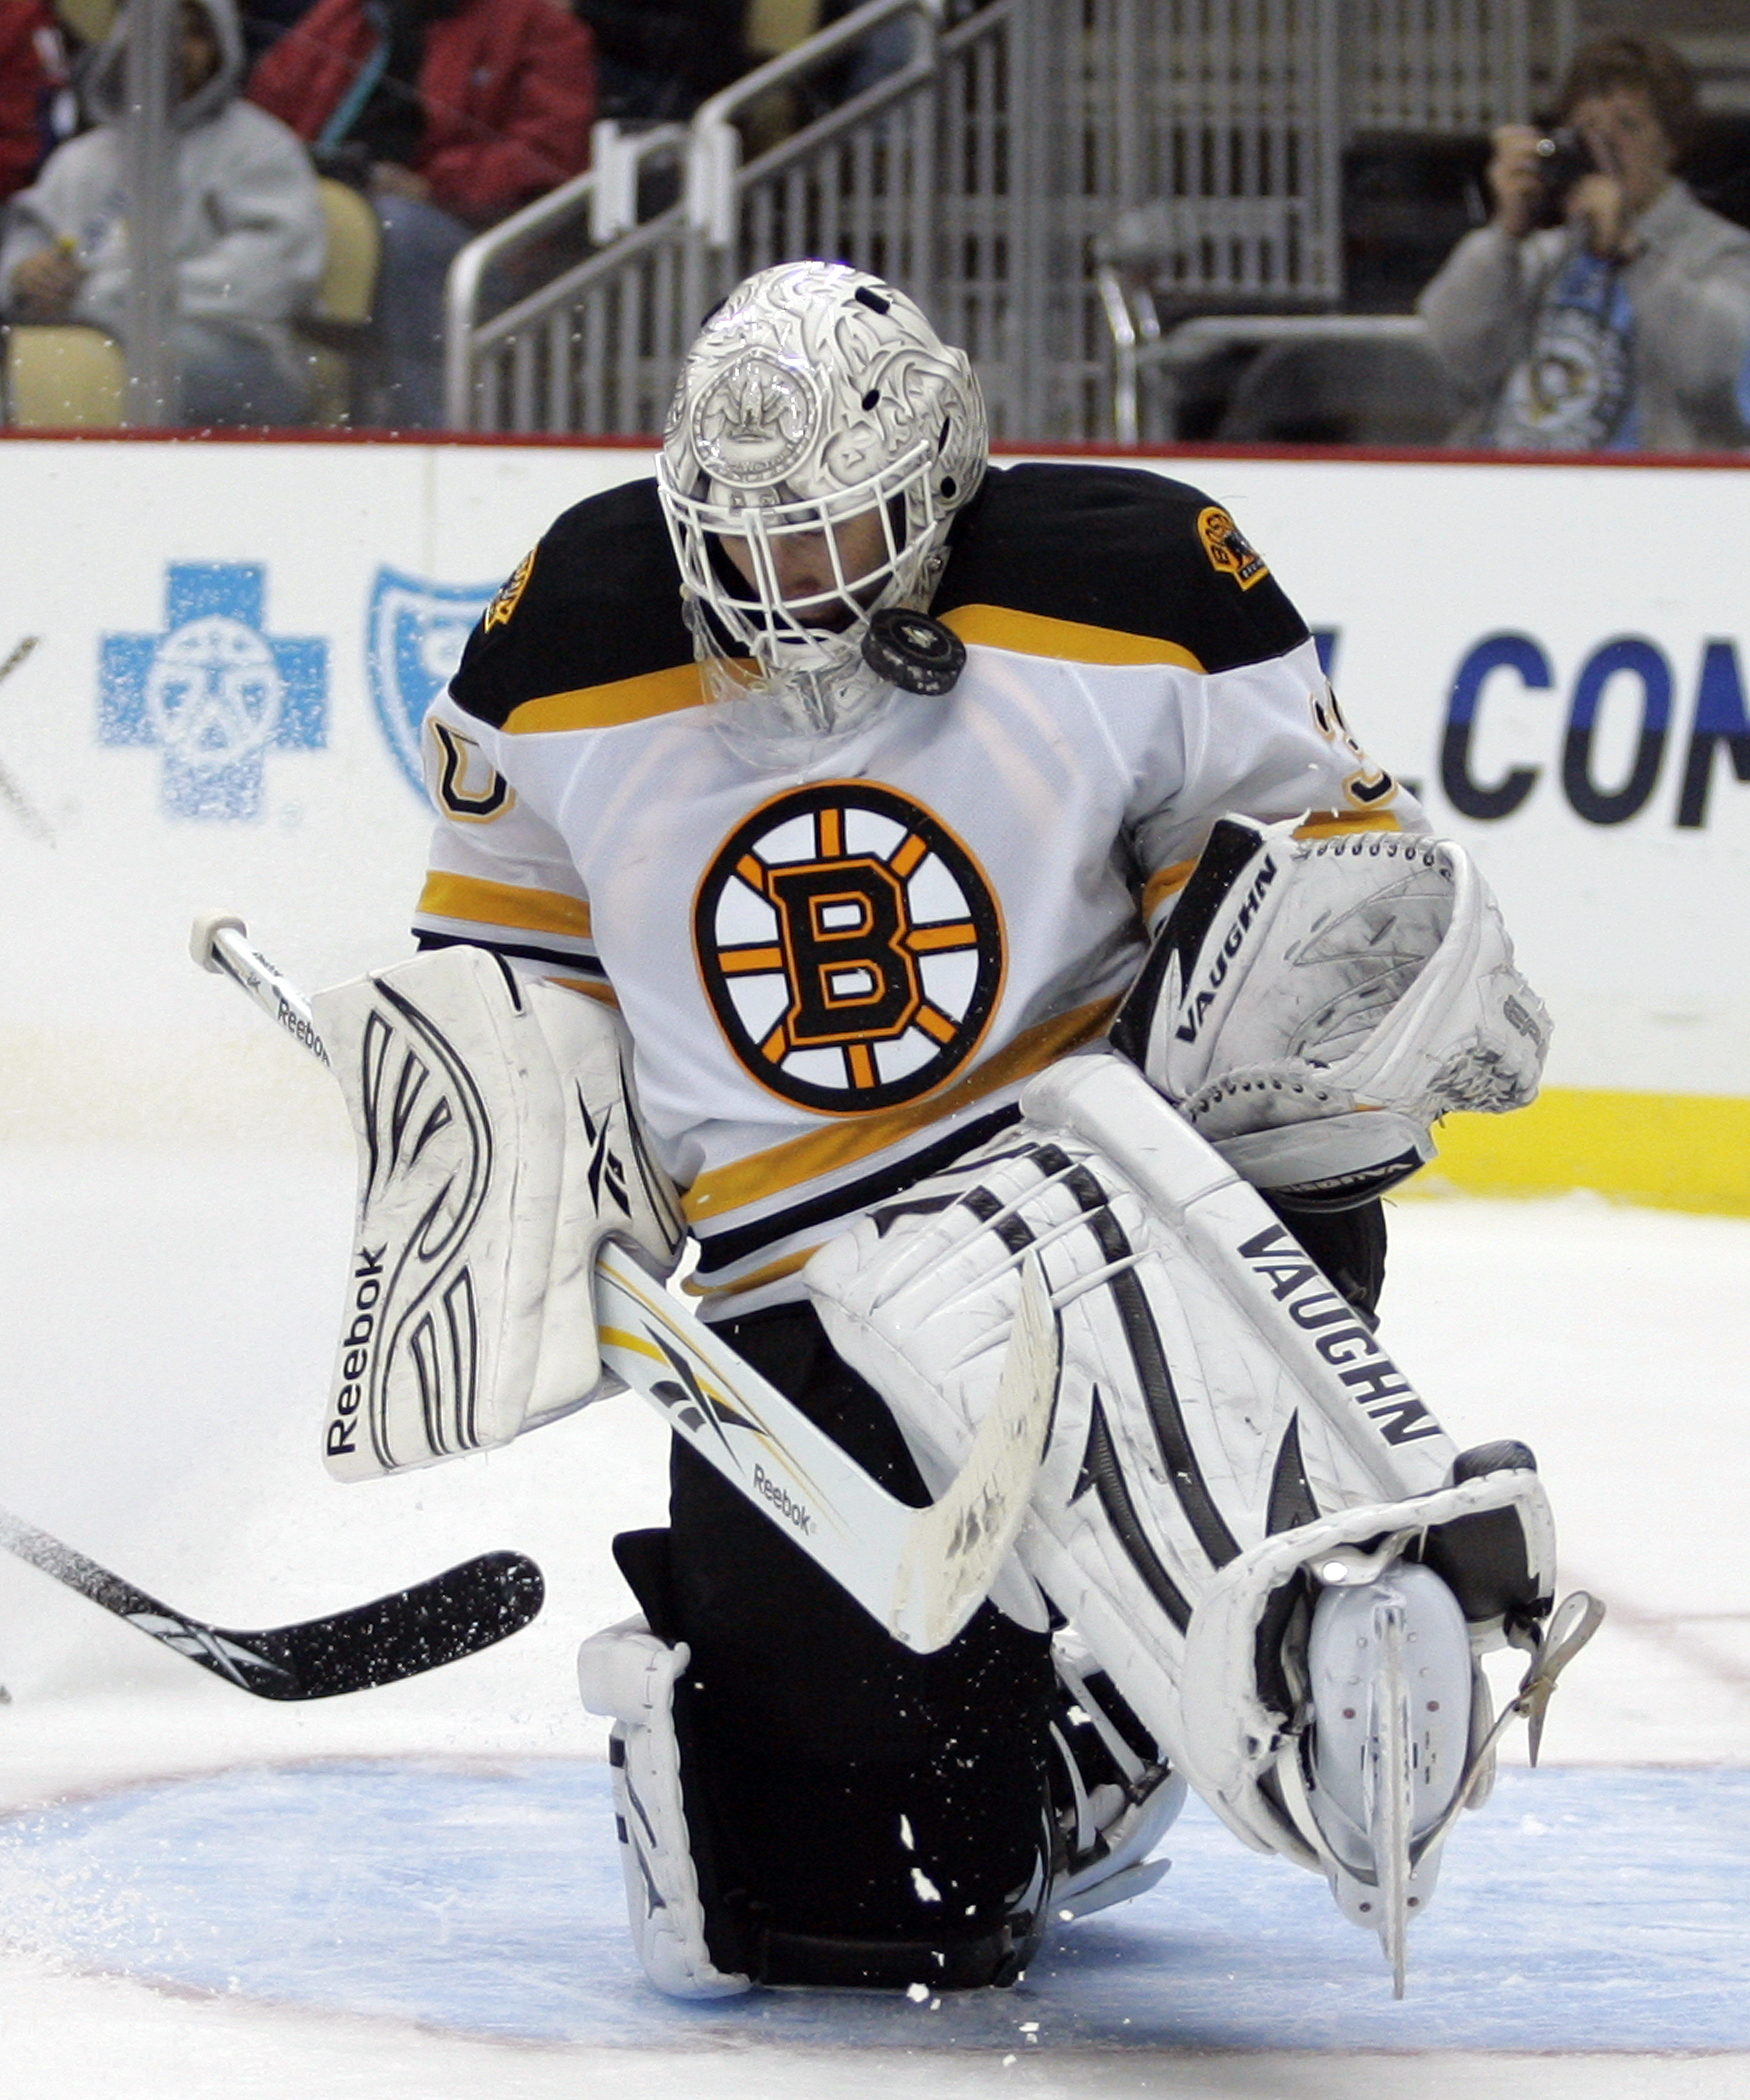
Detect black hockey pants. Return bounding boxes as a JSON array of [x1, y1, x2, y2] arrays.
[[614, 1299, 1056, 1991]]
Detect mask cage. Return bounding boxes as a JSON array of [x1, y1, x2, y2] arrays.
[[661, 433, 942, 679]]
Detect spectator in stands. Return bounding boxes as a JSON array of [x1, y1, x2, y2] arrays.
[[241, 0, 321, 65], [249, 0, 596, 429], [0, 1, 75, 203], [1418, 34, 1750, 451], [1, 0, 325, 424], [574, 1, 745, 123]]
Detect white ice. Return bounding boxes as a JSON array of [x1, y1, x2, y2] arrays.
[[2, 1132, 1747, 2098]]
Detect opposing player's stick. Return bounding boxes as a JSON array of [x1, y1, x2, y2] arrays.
[[0, 1505, 543, 1700], [193, 915, 1055, 1655]]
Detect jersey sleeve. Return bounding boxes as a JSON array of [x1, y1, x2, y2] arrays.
[[936, 463, 1426, 929], [1127, 633, 1429, 928], [408, 477, 695, 1000], [410, 690, 611, 1003]]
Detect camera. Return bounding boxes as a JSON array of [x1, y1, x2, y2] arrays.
[[1529, 126, 1598, 227]]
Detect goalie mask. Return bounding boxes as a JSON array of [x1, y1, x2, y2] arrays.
[[657, 260, 988, 755]]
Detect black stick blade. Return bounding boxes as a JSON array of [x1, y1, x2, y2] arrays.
[[1, 1507, 545, 1701], [198, 1551, 547, 1700]]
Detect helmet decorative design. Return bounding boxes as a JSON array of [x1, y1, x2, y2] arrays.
[[658, 260, 988, 754]]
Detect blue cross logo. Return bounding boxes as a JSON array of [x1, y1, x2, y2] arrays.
[[100, 564, 327, 819]]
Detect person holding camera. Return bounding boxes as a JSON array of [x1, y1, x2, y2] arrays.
[[1418, 34, 1750, 450]]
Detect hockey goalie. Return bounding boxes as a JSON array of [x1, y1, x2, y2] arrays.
[[306, 260, 1598, 2001]]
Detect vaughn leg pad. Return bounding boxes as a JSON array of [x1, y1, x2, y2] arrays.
[[809, 1053, 1560, 1941]]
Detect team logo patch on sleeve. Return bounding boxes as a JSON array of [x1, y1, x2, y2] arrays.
[[483, 547, 537, 632], [1196, 506, 1269, 589], [694, 782, 1005, 1113]]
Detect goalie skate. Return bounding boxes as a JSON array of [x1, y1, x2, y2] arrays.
[[1048, 1630, 1186, 1921], [1286, 1557, 1473, 1996]]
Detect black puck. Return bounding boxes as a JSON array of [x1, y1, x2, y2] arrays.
[[862, 607, 967, 696]]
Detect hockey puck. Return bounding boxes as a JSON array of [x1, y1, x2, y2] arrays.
[[861, 607, 966, 696]]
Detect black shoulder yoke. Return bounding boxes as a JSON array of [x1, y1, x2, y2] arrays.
[[935, 462, 1310, 672], [449, 477, 693, 729]]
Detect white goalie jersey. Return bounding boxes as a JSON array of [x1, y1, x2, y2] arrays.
[[412, 462, 1426, 1312]]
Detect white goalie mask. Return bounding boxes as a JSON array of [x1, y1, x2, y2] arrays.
[[657, 260, 988, 755]]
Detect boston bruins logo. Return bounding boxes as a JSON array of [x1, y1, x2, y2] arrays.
[[695, 782, 1004, 1113]]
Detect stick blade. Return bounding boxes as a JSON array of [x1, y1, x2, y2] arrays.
[[200, 1551, 547, 1699], [890, 1253, 1057, 1654], [2, 1507, 545, 1703]]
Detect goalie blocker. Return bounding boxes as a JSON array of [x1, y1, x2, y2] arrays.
[[312, 946, 685, 1477]]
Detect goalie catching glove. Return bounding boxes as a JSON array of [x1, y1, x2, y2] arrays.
[[313, 946, 684, 1480], [1112, 816, 1552, 1209]]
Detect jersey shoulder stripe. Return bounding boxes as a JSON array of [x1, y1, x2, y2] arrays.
[[502, 661, 705, 735], [944, 603, 1203, 671], [448, 478, 693, 732], [937, 462, 1308, 675]]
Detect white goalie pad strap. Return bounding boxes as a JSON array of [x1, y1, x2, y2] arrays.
[[312, 946, 684, 1480], [809, 1052, 1475, 1778], [1112, 817, 1552, 1206], [578, 1617, 751, 2000], [1174, 1466, 1555, 1864]]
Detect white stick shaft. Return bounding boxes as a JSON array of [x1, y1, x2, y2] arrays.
[[192, 913, 330, 1067], [190, 916, 1053, 1652]]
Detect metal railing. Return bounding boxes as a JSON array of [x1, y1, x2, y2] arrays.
[[1098, 0, 1576, 441], [443, 0, 947, 435], [443, 0, 1576, 444]]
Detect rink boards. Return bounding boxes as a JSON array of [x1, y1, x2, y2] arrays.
[[1, 432, 1747, 1210]]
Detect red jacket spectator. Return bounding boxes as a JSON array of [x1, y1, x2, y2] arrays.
[[249, 0, 594, 226], [0, 0, 69, 203]]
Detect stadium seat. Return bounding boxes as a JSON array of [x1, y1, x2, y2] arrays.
[[299, 177, 382, 427], [4, 324, 127, 428], [1214, 330, 1462, 446]]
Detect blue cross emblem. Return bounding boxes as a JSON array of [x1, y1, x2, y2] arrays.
[[99, 563, 327, 819]]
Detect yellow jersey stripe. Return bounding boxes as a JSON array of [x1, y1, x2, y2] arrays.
[[683, 995, 1120, 1224], [1142, 857, 1197, 924], [1294, 808, 1405, 838], [944, 604, 1205, 672], [502, 662, 705, 735], [416, 870, 594, 939], [682, 1245, 820, 1299], [551, 976, 620, 1007]]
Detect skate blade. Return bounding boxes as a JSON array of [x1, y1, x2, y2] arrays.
[[1296, 1560, 1474, 1996]]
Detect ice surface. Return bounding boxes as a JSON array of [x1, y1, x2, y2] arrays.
[[2, 1147, 1748, 2096], [5, 1762, 1749, 2052]]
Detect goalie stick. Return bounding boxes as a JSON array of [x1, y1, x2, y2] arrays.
[[192, 914, 1056, 1656], [0, 1505, 544, 1700]]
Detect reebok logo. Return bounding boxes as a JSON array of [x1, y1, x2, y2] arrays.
[[326, 1245, 386, 1457], [752, 1463, 816, 1536]]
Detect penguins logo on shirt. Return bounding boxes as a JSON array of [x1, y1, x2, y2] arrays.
[[695, 782, 1004, 1113]]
